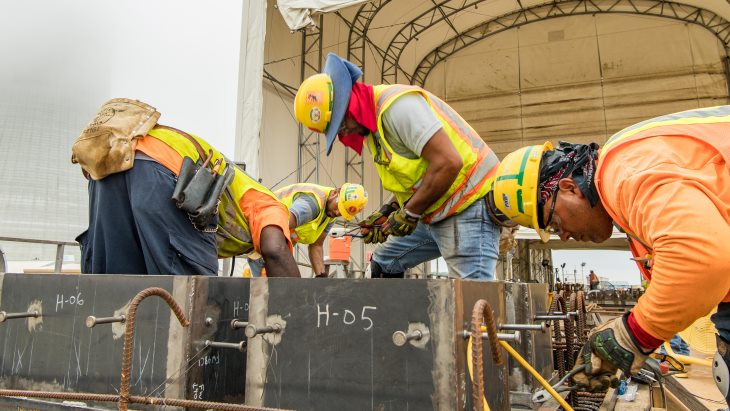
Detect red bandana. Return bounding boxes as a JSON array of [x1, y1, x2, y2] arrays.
[[338, 82, 376, 155]]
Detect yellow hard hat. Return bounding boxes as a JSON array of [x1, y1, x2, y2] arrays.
[[338, 183, 368, 220], [492, 141, 554, 242], [295, 53, 363, 156], [294, 73, 333, 134]]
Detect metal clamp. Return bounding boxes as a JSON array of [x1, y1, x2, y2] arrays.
[[230, 319, 248, 329], [392, 330, 424, 347], [204, 339, 246, 352], [498, 323, 548, 332], [86, 315, 126, 328], [462, 330, 521, 344], [0, 310, 39, 323], [245, 323, 282, 338]]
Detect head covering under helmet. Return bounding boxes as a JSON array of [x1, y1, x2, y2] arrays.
[[537, 142, 600, 228]]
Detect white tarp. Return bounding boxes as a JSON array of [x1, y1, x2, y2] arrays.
[[277, 0, 368, 31], [235, 0, 267, 178]]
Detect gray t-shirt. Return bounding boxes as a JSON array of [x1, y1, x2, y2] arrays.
[[379, 93, 442, 159], [290, 194, 334, 235]]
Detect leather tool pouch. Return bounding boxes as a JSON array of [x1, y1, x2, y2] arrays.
[[71, 98, 160, 180], [171, 151, 235, 230]]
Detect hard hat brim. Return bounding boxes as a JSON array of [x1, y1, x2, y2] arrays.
[[322, 53, 363, 156]]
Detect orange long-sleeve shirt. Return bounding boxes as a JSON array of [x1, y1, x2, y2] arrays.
[[597, 135, 730, 342]]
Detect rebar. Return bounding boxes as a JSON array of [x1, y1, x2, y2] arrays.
[[0, 389, 292, 411], [119, 287, 190, 411], [470, 299, 502, 411]]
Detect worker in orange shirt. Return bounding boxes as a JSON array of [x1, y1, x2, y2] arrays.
[[488, 105, 730, 402], [247, 182, 368, 277], [73, 99, 299, 277]]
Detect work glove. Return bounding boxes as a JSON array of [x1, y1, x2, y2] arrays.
[[571, 313, 652, 392], [360, 201, 398, 244], [382, 207, 419, 237]]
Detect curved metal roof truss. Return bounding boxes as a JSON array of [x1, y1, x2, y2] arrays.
[[409, 0, 730, 86]]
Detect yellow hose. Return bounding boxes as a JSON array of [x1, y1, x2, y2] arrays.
[[498, 340, 574, 411], [661, 341, 712, 367], [467, 326, 574, 411]]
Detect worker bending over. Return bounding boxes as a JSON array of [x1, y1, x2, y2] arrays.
[[73, 99, 299, 277], [490, 105, 730, 403], [248, 182, 367, 277], [294, 53, 502, 280]]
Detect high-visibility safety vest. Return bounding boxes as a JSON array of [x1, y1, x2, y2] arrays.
[[274, 183, 334, 245], [597, 105, 730, 280], [366, 85, 499, 224], [146, 126, 279, 258]]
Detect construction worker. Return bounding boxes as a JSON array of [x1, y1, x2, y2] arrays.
[[588, 270, 600, 290], [247, 182, 368, 277], [489, 105, 730, 400], [293, 53, 502, 280], [73, 99, 299, 277]]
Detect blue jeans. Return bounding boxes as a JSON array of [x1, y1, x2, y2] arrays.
[[371, 198, 500, 280]]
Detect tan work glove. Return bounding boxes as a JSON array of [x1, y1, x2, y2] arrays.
[[571, 313, 652, 392], [382, 207, 418, 237], [360, 201, 398, 244]]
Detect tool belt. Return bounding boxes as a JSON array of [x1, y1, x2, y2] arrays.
[[161, 126, 235, 231], [71, 98, 160, 180]]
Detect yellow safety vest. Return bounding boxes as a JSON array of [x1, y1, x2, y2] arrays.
[[275, 183, 334, 245], [366, 85, 499, 223], [146, 126, 279, 257], [597, 105, 730, 280]]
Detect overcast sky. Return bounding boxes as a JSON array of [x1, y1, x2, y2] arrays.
[[553, 249, 641, 286], [0, 0, 244, 155]]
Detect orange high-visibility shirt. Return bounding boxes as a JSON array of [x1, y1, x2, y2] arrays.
[[597, 136, 730, 341]]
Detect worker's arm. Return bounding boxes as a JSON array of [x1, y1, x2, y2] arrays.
[[260, 226, 300, 277], [308, 230, 327, 276], [402, 129, 462, 215], [379, 93, 462, 215], [240, 189, 300, 277]]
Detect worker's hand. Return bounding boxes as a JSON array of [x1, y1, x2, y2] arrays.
[[571, 313, 651, 392], [360, 202, 398, 244], [382, 207, 419, 237]]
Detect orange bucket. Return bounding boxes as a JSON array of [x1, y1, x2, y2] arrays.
[[328, 236, 352, 261]]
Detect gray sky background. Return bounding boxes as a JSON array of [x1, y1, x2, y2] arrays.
[[0, 0, 244, 155], [553, 249, 642, 286]]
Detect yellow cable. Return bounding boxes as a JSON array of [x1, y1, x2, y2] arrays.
[[661, 341, 712, 367], [466, 326, 573, 411], [498, 340, 574, 411]]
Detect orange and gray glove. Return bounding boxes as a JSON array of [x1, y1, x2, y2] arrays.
[[382, 207, 419, 237], [571, 313, 653, 392], [360, 201, 398, 244]]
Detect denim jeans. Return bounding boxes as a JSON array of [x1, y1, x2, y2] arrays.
[[371, 198, 500, 280]]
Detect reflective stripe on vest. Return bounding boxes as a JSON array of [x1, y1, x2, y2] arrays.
[[274, 183, 334, 245], [146, 127, 275, 257], [598, 105, 730, 280], [367, 85, 499, 223]]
